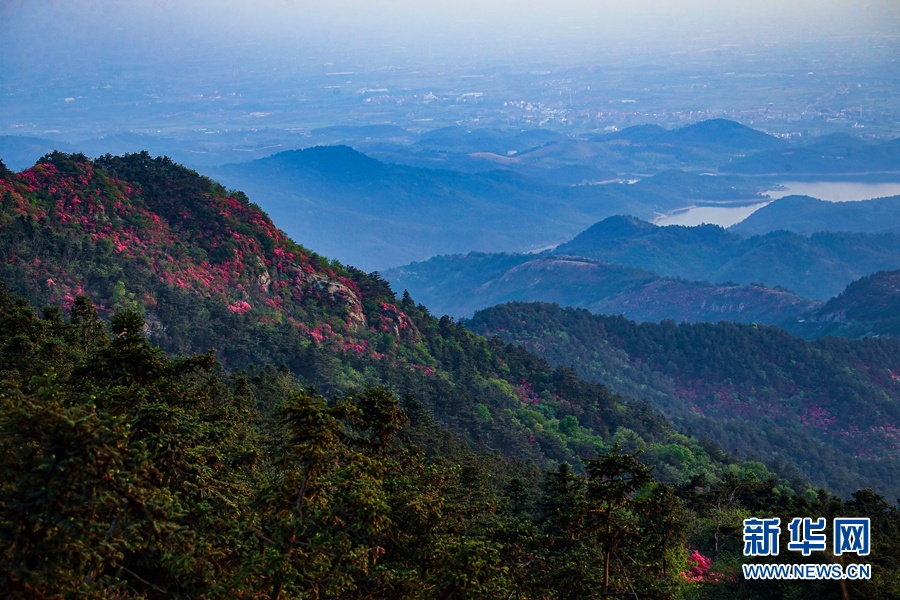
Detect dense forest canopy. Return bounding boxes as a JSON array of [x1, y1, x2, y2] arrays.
[[467, 302, 900, 500], [2, 287, 899, 598]]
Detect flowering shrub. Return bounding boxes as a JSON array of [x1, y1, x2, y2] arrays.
[[227, 301, 252, 315], [680, 550, 724, 583]]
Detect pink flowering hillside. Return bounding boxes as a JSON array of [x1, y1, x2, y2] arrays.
[[0, 152, 415, 362]]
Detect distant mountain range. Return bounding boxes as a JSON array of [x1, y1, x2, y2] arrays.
[[6, 119, 897, 183], [383, 252, 818, 323], [207, 145, 767, 270], [7, 119, 898, 273], [368, 119, 790, 183], [384, 212, 900, 321], [598, 118, 787, 154], [730, 194, 900, 236], [385, 119, 896, 182], [557, 214, 900, 300]]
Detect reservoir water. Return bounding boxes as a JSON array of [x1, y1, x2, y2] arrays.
[[654, 202, 772, 228], [766, 181, 900, 202], [654, 181, 900, 228]]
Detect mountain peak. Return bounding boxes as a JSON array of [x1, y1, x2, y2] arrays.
[[256, 144, 387, 180], [568, 215, 656, 242], [673, 119, 782, 149]]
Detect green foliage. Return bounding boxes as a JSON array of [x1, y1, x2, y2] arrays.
[[468, 301, 900, 499], [0, 282, 898, 598], [531, 448, 687, 599]]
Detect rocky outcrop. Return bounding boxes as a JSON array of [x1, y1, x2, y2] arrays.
[[303, 270, 367, 331]]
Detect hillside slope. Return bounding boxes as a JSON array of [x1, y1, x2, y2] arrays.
[[467, 302, 900, 499], [384, 251, 818, 322], [556, 215, 900, 300], [789, 269, 900, 339], [729, 194, 900, 236]]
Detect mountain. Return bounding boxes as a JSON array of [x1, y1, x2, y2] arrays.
[[729, 194, 900, 236], [600, 119, 785, 153], [4, 152, 900, 598], [721, 134, 900, 175], [0, 135, 77, 171], [374, 120, 791, 182], [556, 215, 900, 300], [790, 269, 900, 339], [467, 302, 900, 499], [668, 118, 786, 152], [383, 251, 817, 322], [0, 151, 736, 476], [590, 119, 787, 168], [206, 146, 766, 270]]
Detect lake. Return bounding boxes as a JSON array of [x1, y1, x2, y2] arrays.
[[654, 202, 772, 228], [654, 181, 900, 228], [766, 181, 900, 202]]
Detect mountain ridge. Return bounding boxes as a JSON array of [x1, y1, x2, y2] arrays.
[[0, 151, 745, 480], [466, 301, 900, 499], [557, 213, 900, 300], [730, 194, 900, 236], [384, 251, 818, 322]]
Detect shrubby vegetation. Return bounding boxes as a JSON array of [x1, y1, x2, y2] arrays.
[[2, 289, 899, 598], [1, 153, 898, 597], [467, 302, 900, 499]]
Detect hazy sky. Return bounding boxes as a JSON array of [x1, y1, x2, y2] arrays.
[[3, 0, 898, 73], [2, 0, 898, 142]]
